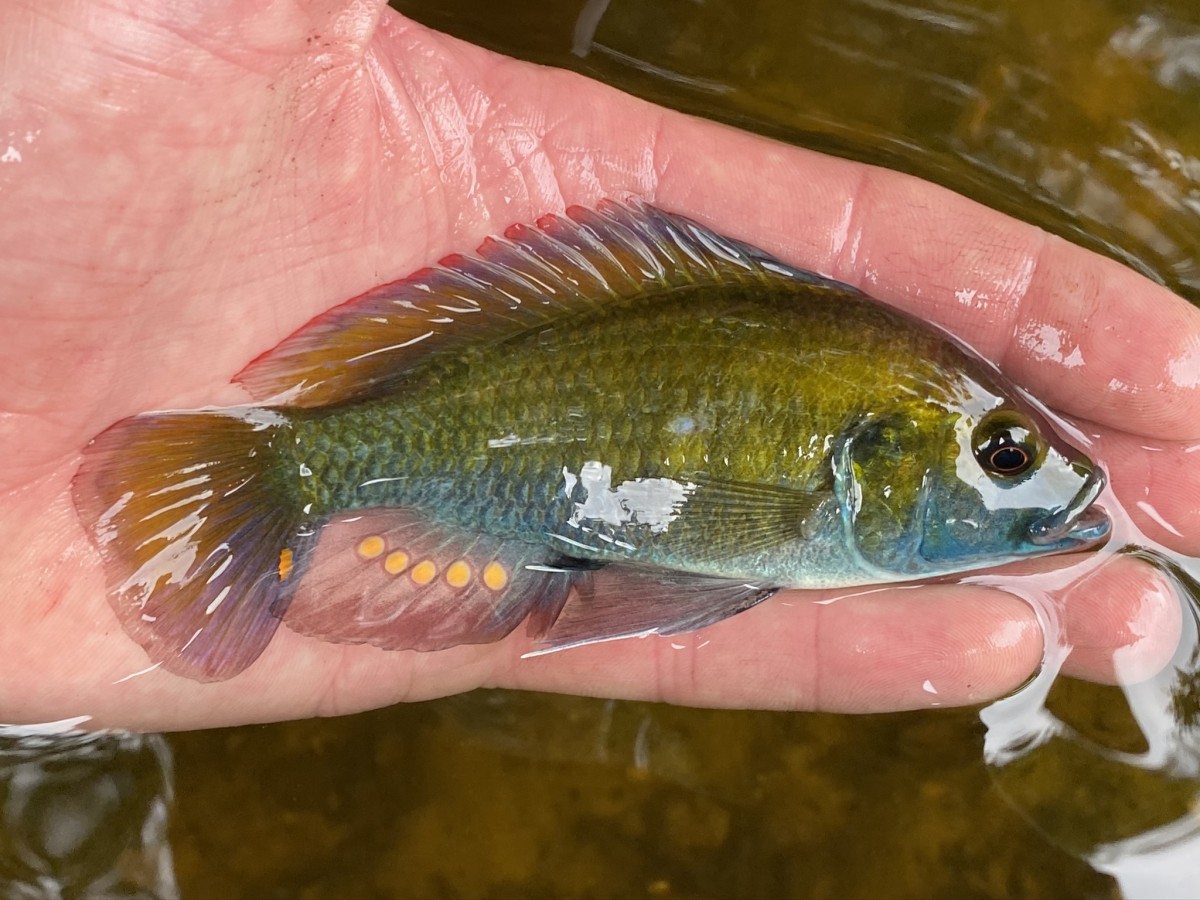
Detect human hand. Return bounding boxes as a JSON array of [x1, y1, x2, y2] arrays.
[[1, 1, 1194, 730]]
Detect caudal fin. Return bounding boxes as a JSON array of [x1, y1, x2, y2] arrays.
[[72, 408, 308, 681]]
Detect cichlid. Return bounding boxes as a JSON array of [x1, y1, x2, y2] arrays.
[[73, 201, 1111, 681]]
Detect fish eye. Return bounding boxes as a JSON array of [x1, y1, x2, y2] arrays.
[[984, 441, 1031, 474], [972, 411, 1044, 480]]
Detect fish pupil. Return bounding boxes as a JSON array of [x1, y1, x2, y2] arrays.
[[978, 431, 1033, 475]]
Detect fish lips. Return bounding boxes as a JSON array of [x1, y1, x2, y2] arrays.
[[1026, 466, 1111, 549]]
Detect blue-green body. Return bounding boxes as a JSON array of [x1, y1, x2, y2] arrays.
[[281, 282, 1105, 588]]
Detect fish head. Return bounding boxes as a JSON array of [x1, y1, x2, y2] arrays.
[[839, 375, 1111, 579]]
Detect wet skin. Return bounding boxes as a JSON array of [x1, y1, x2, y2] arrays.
[[0, 0, 1196, 729]]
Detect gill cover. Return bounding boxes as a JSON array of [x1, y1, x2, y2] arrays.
[[833, 414, 942, 578]]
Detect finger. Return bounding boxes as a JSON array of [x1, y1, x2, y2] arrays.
[[1055, 554, 1183, 685], [390, 17, 1200, 440], [1093, 428, 1200, 555], [498, 548, 1184, 711], [0, 507, 1041, 727], [492, 585, 1045, 714]]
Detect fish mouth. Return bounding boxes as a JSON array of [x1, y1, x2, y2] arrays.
[[1027, 466, 1111, 548]]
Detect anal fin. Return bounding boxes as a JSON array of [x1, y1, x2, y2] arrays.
[[283, 510, 574, 651]]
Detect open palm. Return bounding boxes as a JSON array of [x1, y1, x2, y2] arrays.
[[1, 0, 1196, 730]]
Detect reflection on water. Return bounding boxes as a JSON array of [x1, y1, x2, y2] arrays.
[[979, 549, 1200, 897], [0, 728, 175, 899], [8, 0, 1200, 897]]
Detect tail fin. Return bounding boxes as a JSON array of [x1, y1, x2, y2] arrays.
[[72, 408, 308, 681]]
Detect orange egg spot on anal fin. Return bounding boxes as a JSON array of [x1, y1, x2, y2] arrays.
[[357, 535, 386, 559], [410, 560, 437, 585], [446, 560, 471, 588], [482, 561, 509, 591], [279, 548, 294, 581], [384, 550, 409, 576]]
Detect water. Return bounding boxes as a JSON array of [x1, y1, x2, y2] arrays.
[[0, 729, 174, 898], [4, 0, 1200, 897]]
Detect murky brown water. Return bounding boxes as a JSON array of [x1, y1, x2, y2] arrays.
[[168, 700, 1111, 898], [3, 1, 1199, 897]]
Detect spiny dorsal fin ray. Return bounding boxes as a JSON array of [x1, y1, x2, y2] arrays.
[[236, 200, 845, 407]]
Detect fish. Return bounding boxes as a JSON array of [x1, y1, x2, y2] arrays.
[[72, 200, 1112, 681]]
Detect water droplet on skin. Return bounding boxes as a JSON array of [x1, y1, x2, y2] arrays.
[[989, 619, 1031, 651], [1018, 323, 1085, 368], [1166, 341, 1200, 389], [1136, 500, 1184, 537], [954, 287, 992, 310], [829, 196, 855, 259]]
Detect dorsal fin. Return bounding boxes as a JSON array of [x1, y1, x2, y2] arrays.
[[235, 200, 840, 407]]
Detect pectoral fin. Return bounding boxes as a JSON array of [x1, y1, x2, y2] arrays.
[[684, 475, 836, 552], [545, 471, 834, 563]]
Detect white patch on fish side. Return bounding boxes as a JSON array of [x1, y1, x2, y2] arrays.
[[563, 461, 697, 534], [667, 415, 698, 435]]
